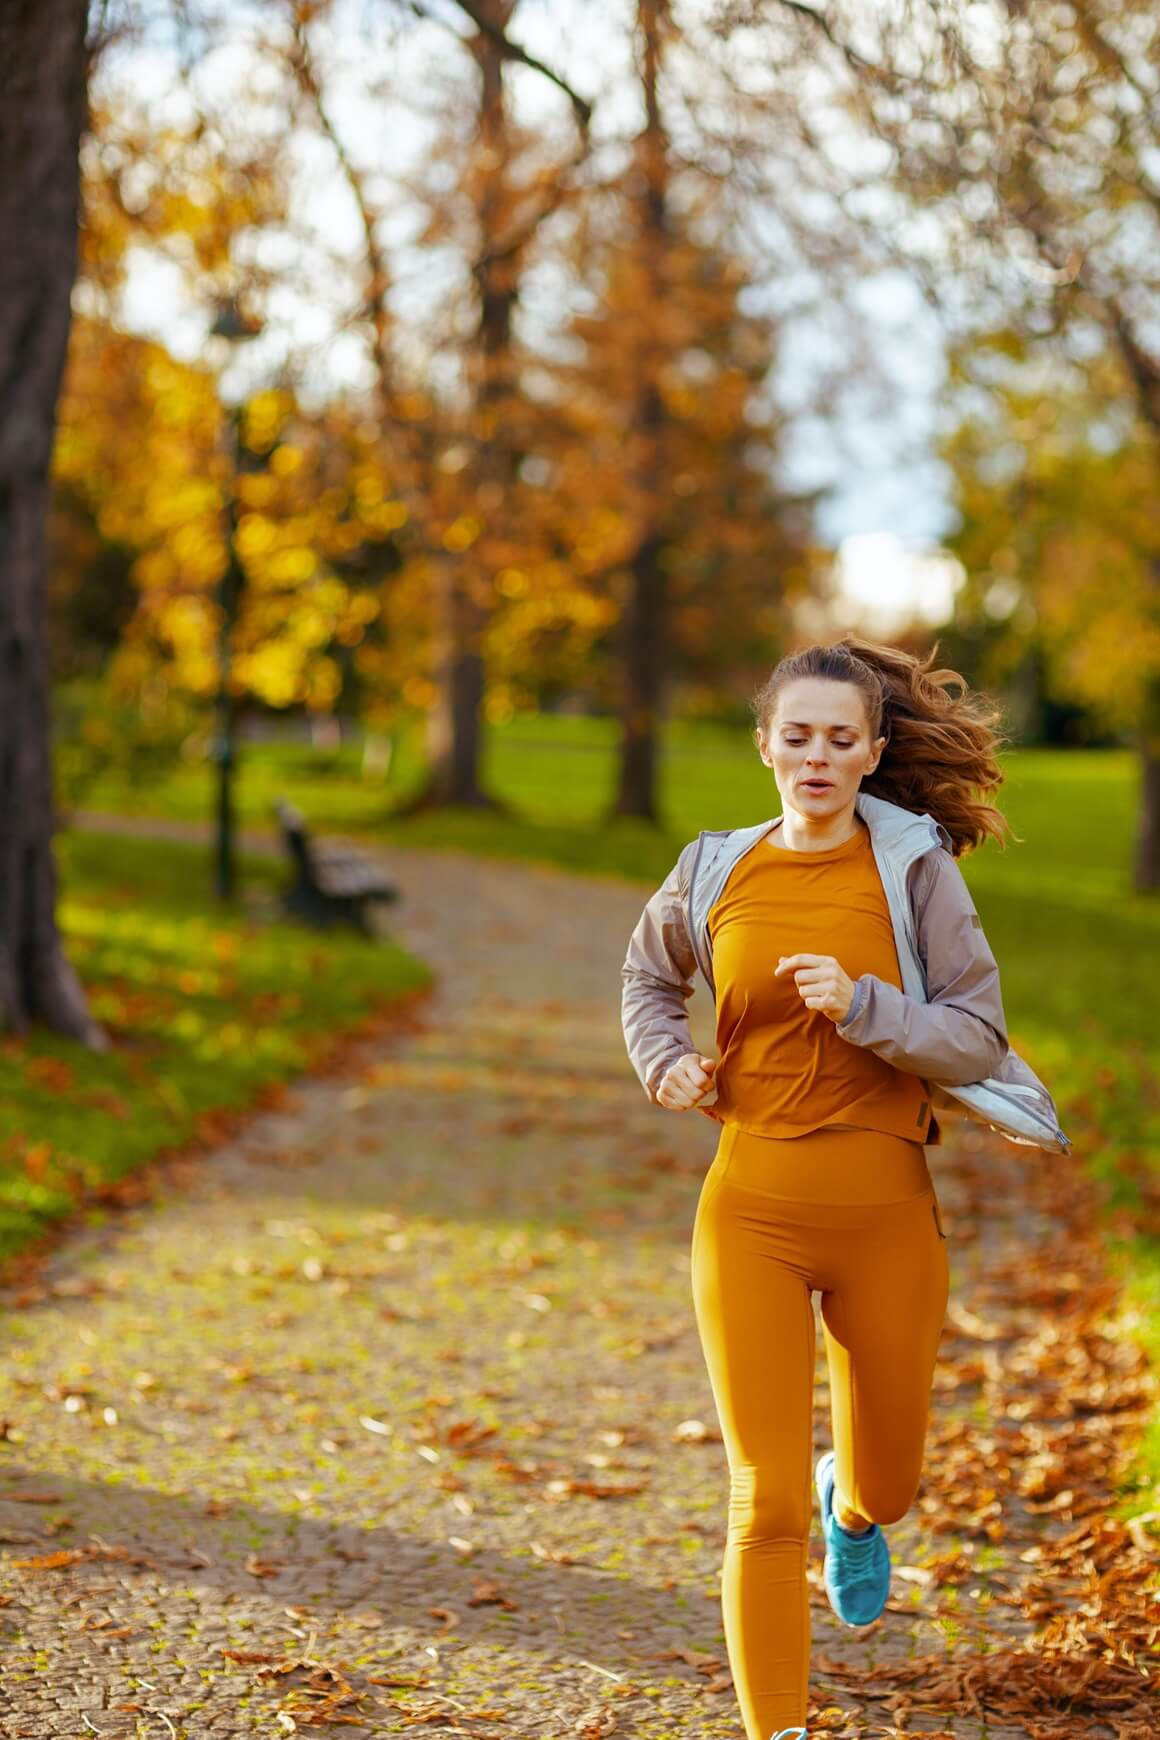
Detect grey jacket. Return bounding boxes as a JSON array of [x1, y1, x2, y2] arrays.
[[620, 790, 1071, 1154]]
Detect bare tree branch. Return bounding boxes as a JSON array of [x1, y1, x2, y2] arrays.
[[405, 0, 592, 134]]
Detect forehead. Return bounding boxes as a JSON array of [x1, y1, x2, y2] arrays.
[[772, 677, 867, 730]]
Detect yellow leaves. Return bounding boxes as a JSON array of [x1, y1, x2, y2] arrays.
[[237, 474, 278, 511], [352, 467, 383, 507], [484, 689, 516, 726], [242, 388, 294, 451], [270, 443, 304, 476], [442, 514, 483, 552], [235, 642, 305, 709], [403, 675, 438, 708], [359, 498, 408, 534], [305, 658, 342, 708], [268, 547, 319, 585]]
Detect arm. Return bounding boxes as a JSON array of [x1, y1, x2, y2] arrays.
[[835, 846, 1008, 1085], [621, 842, 700, 1103]]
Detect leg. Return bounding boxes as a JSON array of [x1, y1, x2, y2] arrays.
[[820, 1185, 950, 1531], [690, 1141, 815, 1740]]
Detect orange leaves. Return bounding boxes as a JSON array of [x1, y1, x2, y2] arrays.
[[245, 1553, 285, 1579], [445, 1416, 502, 1452], [23, 1056, 75, 1095], [544, 1476, 648, 1501], [9, 1539, 160, 1573], [8, 1547, 86, 1570]]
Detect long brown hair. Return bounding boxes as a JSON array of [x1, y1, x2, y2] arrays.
[[751, 633, 1017, 856]]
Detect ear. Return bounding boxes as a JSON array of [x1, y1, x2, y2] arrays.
[[865, 733, 888, 775]]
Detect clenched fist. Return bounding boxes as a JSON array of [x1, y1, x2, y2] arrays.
[[774, 952, 857, 1022], [658, 1052, 717, 1112]]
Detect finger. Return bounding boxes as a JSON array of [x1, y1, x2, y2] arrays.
[[775, 953, 826, 975]]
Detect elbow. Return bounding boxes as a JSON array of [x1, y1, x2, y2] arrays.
[[979, 1022, 1008, 1080], [940, 1022, 1007, 1085]]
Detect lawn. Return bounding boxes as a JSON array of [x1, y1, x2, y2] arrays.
[[0, 829, 433, 1264]]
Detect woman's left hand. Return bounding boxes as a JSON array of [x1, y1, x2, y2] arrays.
[[774, 953, 857, 1023]]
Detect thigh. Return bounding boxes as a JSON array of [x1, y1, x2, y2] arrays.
[[820, 1185, 949, 1518], [691, 1142, 816, 1531]]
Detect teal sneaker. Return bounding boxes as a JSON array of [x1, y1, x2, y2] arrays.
[[769, 1730, 808, 1739], [814, 1448, 891, 1626]]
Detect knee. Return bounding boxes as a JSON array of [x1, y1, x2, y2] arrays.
[[857, 1472, 919, 1528], [727, 1463, 811, 1545]]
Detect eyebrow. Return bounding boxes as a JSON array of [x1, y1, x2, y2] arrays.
[[780, 720, 860, 731]]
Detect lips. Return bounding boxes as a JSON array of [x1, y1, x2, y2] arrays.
[[801, 780, 832, 790]]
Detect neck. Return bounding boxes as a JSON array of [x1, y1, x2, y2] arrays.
[[775, 799, 863, 853]]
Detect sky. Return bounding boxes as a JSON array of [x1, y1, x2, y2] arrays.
[[96, 0, 963, 636]]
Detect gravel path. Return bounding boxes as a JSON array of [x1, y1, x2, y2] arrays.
[[0, 826, 1153, 1738]]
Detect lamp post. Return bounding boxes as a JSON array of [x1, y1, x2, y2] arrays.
[[209, 295, 262, 902]]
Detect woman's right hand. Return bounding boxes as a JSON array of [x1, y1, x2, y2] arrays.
[[658, 1053, 718, 1111]]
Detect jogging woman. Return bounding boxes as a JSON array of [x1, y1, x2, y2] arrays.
[[619, 636, 1068, 1740]]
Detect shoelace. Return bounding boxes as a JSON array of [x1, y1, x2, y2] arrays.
[[830, 1519, 882, 1584]]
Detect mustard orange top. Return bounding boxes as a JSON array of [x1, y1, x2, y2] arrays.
[[704, 818, 934, 1142]]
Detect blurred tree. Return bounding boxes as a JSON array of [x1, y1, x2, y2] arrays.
[[611, 0, 672, 823], [939, 330, 1158, 765], [813, 0, 1160, 885], [0, 0, 108, 1046], [286, 0, 591, 814], [53, 312, 408, 742], [60, 88, 419, 782], [516, 176, 817, 767]]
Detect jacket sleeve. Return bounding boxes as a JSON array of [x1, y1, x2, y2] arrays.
[[834, 846, 1008, 1085], [621, 842, 701, 1103]]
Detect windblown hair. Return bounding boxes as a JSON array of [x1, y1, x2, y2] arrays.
[[751, 633, 1017, 857]]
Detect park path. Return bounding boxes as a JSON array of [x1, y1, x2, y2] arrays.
[[0, 821, 1153, 1739]]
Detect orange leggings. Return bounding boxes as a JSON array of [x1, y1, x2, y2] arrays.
[[690, 1122, 949, 1740]]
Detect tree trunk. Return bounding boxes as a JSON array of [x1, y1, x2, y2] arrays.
[[0, 0, 107, 1048], [403, 1, 518, 815], [420, 555, 494, 808], [612, 0, 669, 823], [1105, 318, 1160, 893], [615, 530, 666, 821], [1135, 611, 1160, 893]]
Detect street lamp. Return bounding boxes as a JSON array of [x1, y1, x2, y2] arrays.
[[209, 294, 263, 902]]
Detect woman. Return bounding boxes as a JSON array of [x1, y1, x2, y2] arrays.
[[619, 635, 1068, 1740]]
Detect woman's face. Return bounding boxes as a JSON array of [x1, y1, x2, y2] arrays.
[[756, 676, 887, 821]]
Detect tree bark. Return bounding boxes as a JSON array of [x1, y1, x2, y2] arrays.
[[612, 0, 669, 823], [415, 0, 518, 812], [1109, 315, 1160, 893], [424, 0, 518, 810], [0, 0, 107, 1047]]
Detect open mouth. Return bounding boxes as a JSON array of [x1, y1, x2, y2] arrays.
[[801, 780, 833, 791]]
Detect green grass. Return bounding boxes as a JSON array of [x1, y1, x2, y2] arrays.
[[38, 716, 1160, 1514], [0, 830, 432, 1263]]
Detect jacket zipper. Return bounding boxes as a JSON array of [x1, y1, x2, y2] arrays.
[[683, 831, 711, 990]]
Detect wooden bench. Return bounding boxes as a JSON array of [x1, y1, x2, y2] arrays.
[[273, 797, 400, 937]]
